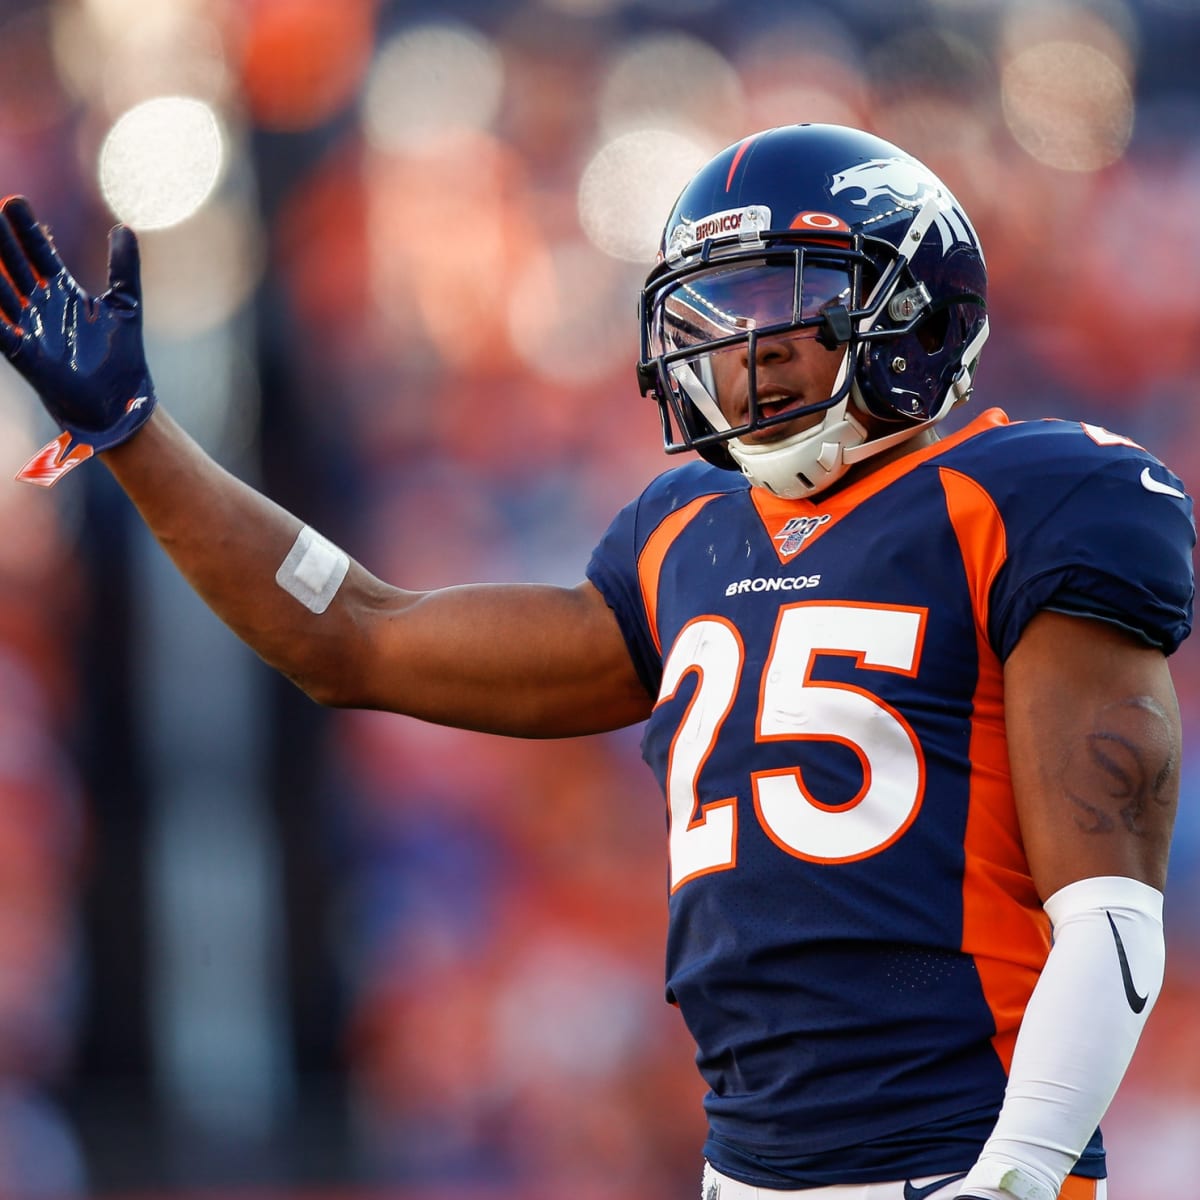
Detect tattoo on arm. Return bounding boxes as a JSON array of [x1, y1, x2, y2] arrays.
[[1065, 697, 1176, 837]]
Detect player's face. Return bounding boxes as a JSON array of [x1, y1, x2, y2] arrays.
[[653, 259, 851, 446], [708, 331, 845, 444]]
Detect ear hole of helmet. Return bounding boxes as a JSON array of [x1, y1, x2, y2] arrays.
[[856, 297, 984, 424], [915, 307, 950, 353]]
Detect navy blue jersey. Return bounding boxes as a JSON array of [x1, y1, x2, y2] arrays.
[[586, 409, 1195, 1188]]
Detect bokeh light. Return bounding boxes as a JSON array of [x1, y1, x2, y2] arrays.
[[366, 135, 546, 371], [998, 0, 1138, 80], [80, 0, 206, 37], [138, 199, 265, 336], [98, 96, 225, 229], [734, 19, 867, 133], [598, 34, 744, 140], [1001, 41, 1134, 171], [50, 0, 230, 114], [507, 240, 635, 385], [99, 14, 230, 114], [578, 129, 713, 263], [362, 22, 504, 152], [235, 0, 375, 131]]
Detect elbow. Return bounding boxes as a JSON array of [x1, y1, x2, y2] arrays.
[[292, 673, 350, 709], [276, 638, 369, 710], [288, 661, 370, 710]]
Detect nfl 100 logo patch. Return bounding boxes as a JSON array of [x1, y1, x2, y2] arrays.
[[773, 514, 830, 557]]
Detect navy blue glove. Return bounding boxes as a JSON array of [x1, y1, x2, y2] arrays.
[[0, 196, 156, 485]]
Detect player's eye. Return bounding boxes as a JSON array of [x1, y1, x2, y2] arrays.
[[656, 261, 854, 353]]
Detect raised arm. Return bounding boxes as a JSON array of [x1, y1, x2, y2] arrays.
[[0, 198, 653, 739], [106, 411, 652, 735]]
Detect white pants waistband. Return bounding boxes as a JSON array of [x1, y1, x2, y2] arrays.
[[701, 1162, 967, 1200], [701, 1161, 1107, 1200]]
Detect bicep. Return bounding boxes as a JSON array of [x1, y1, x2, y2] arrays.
[[342, 575, 655, 738], [1003, 609, 1180, 902], [1004, 609, 1182, 899]]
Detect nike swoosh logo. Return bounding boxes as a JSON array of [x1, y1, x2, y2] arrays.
[[903, 1173, 968, 1200], [1140, 466, 1187, 500], [1106, 910, 1148, 1013]]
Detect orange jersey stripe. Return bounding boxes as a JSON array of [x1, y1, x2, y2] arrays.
[[636, 493, 726, 656], [940, 463, 1050, 1072]]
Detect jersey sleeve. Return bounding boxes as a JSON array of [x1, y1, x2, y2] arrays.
[[587, 494, 663, 699], [988, 446, 1195, 660]]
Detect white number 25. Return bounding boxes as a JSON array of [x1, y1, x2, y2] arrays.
[[660, 602, 928, 891]]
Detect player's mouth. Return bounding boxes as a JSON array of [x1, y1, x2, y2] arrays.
[[754, 395, 798, 422], [738, 394, 813, 442]]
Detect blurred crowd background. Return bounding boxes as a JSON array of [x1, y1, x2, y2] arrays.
[[1, 0, 1199, 1197]]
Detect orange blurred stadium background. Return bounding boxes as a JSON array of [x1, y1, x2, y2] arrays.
[[0, 1, 1198, 1197]]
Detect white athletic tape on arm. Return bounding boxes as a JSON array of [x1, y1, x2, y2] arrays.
[[961, 874, 1164, 1200], [275, 525, 350, 614]]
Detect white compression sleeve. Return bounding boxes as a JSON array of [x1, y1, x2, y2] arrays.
[[959, 875, 1165, 1200]]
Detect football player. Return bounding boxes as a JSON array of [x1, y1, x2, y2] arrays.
[[1, 124, 1193, 1200]]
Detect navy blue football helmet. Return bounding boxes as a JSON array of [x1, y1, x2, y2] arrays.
[[637, 124, 989, 498]]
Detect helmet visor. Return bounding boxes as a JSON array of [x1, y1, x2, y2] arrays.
[[650, 259, 852, 355]]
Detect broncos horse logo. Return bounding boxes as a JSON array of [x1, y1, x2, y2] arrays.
[[829, 157, 980, 255]]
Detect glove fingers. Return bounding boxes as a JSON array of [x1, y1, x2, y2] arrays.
[[0, 200, 40, 297], [0, 309, 19, 358], [106, 225, 142, 307], [0, 265, 22, 324], [0, 206, 30, 356], [0, 196, 64, 288]]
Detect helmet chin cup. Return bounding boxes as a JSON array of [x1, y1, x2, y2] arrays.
[[726, 351, 865, 500], [727, 401, 868, 499]]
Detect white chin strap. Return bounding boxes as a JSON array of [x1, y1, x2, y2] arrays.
[[730, 408, 866, 500]]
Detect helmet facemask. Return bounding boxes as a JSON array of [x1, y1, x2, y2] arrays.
[[640, 245, 866, 476]]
